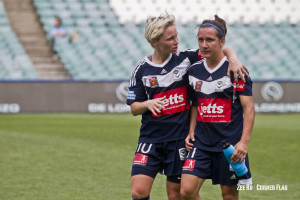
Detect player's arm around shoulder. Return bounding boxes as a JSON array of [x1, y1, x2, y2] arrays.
[[223, 47, 249, 83], [231, 95, 255, 164]]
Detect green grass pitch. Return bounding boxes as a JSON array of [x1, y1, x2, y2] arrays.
[[0, 113, 299, 200]]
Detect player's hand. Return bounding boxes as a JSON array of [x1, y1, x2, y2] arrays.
[[185, 132, 195, 151], [231, 142, 248, 164], [227, 60, 249, 83], [144, 96, 166, 116]]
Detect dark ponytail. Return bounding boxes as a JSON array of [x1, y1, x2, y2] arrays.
[[199, 15, 227, 39]]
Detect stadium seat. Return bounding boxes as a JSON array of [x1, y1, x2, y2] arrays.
[[31, 0, 300, 81], [0, 1, 38, 80]]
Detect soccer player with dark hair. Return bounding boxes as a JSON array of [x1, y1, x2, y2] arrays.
[[180, 15, 255, 200]]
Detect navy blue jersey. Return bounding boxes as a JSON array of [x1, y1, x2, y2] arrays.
[[127, 49, 200, 143], [188, 57, 252, 152]]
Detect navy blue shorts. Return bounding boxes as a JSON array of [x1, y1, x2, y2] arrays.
[[131, 140, 187, 183], [182, 148, 252, 185]]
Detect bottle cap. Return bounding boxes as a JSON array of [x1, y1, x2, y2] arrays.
[[222, 140, 230, 149]]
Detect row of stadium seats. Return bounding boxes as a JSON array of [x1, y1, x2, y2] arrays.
[[1, 0, 299, 81], [34, 0, 300, 81], [110, 0, 300, 25], [34, 0, 152, 80], [0, 1, 38, 80]]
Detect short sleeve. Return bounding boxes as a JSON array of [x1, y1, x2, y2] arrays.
[[127, 67, 147, 105], [188, 69, 197, 102], [188, 83, 197, 102], [232, 73, 252, 96], [182, 49, 202, 65]]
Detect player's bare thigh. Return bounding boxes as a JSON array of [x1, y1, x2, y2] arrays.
[[180, 174, 204, 200], [220, 185, 238, 200], [131, 175, 154, 199]]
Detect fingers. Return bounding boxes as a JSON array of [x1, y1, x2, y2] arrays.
[[242, 65, 249, 78], [154, 99, 165, 114], [228, 62, 249, 83], [234, 70, 239, 84], [158, 96, 167, 100], [237, 66, 249, 83], [151, 105, 162, 116], [147, 97, 166, 115], [231, 150, 247, 164], [239, 71, 246, 83], [154, 101, 164, 111], [185, 136, 194, 151], [239, 154, 246, 163], [227, 68, 230, 78], [227, 68, 239, 84], [185, 143, 193, 151], [149, 107, 157, 116], [231, 150, 238, 164]]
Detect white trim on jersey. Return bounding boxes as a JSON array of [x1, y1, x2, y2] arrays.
[[238, 177, 253, 185], [145, 54, 172, 68], [129, 59, 146, 87], [189, 75, 232, 95], [143, 58, 191, 88], [203, 56, 228, 74]]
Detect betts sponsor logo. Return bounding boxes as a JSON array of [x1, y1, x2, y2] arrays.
[[149, 77, 158, 88], [234, 79, 245, 92], [153, 86, 190, 117], [182, 159, 196, 171], [197, 98, 231, 122], [133, 153, 148, 166]]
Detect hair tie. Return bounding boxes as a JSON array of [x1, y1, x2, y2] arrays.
[[199, 23, 224, 37]]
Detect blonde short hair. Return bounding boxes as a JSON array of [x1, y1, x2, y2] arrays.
[[144, 12, 175, 45]]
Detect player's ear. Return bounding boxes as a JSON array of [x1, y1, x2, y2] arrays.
[[151, 38, 158, 48], [220, 37, 225, 48]]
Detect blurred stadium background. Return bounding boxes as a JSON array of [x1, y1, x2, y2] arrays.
[[0, 1, 299, 199], [0, 0, 299, 113]]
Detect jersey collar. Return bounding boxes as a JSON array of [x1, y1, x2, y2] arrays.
[[145, 53, 172, 68], [204, 56, 228, 74]]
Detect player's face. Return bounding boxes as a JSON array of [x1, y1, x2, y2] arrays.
[[155, 24, 178, 54], [197, 27, 224, 59]]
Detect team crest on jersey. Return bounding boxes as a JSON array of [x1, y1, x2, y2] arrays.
[[195, 81, 203, 92], [182, 159, 196, 171], [149, 77, 158, 88], [215, 80, 224, 92], [133, 153, 148, 166], [173, 69, 182, 81]]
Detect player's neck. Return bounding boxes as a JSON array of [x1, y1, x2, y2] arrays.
[[151, 51, 171, 64], [206, 53, 225, 69]]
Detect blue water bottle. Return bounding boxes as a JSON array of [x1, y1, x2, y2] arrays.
[[222, 140, 248, 177]]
